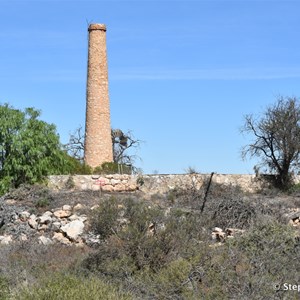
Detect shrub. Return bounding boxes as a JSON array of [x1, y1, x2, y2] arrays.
[[13, 273, 132, 300], [196, 221, 300, 299], [64, 176, 75, 189], [93, 162, 132, 175], [62, 155, 92, 175], [0, 104, 72, 195], [209, 195, 257, 229], [34, 198, 50, 208], [90, 197, 119, 239], [0, 275, 9, 300]]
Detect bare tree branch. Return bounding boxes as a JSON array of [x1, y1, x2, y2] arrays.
[[65, 126, 142, 171], [241, 96, 300, 189]]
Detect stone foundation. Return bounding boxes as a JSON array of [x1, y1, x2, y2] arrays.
[[48, 173, 296, 194]]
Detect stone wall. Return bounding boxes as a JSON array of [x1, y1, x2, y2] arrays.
[[139, 174, 264, 194], [48, 173, 286, 194], [48, 174, 137, 192]]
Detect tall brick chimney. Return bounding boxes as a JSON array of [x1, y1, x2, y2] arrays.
[[84, 23, 113, 168]]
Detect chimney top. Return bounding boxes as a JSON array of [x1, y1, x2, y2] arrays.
[[88, 23, 106, 32]]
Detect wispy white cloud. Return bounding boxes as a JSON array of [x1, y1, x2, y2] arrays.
[[2, 67, 300, 83], [110, 67, 300, 81], [1, 0, 206, 1]]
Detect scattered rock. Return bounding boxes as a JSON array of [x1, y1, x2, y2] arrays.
[[52, 221, 61, 231], [0, 235, 12, 245], [53, 210, 72, 218], [61, 220, 84, 241], [28, 215, 38, 229], [38, 236, 53, 245], [146, 222, 156, 237], [91, 205, 99, 210], [73, 203, 84, 211], [225, 228, 245, 237], [62, 205, 72, 211], [52, 232, 71, 245], [38, 211, 53, 224], [211, 227, 245, 242], [19, 234, 28, 242], [19, 211, 30, 222], [68, 214, 80, 221], [38, 224, 49, 231], [68, 214, 87, 223], [212, 227, 226, 242]]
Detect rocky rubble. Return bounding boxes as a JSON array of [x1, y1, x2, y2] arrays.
[[1, 187, 300, 248], [0, 199, 100, 247], [284, 208, 300, 227], [211, 227, 245, 243]]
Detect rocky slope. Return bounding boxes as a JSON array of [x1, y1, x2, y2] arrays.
[[1, 184, 300, 247]]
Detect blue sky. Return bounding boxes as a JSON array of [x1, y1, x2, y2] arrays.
[[1, 0, 300, 174]]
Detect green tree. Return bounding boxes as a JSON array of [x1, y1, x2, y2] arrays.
[[241, 96, 300, 190], [0, 103, 70, 194]]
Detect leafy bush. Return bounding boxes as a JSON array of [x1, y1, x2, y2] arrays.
[[62, 154, 92, 175], [0, 104, 72, 194]]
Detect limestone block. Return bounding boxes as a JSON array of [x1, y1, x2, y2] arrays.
[[62, 205, 72, 211], [0, 235, 12, 245], [69, 214, 88, 222], [28, 215, 38, 229], [38, 236, 53, 245], [38, 211, 53, 224], [52, 222, 61, 231], [114, 184, 125, 192], [60, 220, 84, 241], [91, 185, 100, 191], [38, 224, 49, 231], [91, 205, 99, 210], [73, 203, 84, 211], [102, 185, 114, 192], [19, 211, 30, 222], [111, 179, 121, 185], [127, 184, 137, 191], [52, 232, 71, 245], [53, 210, 72, 219], [68, 214, 80, 221]]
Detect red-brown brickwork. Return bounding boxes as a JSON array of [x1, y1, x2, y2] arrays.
[[84, 23, 113, 168]]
